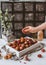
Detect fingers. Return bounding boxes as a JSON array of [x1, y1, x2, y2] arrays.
[[23, 29, 30, 32], [22, 26, 35, 34], [22, 26, 31, 34], [22, 28, 28, 33], [22, 29, 26, 34], [22, 28, 30, 34], [22, 27, 28, 33], [22, 27, 29, 30]]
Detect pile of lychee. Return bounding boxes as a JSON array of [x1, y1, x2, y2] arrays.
[[8, 37, 37, 51]]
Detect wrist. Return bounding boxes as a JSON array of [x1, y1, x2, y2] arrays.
[[30, 27, 37, 33], [34, 26, 40, 33], [33, 27, 37, 33]]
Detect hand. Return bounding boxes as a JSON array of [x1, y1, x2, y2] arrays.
[[22, 26, 35, 34]]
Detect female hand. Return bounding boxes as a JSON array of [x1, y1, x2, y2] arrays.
[[22, 26, 35, 34]]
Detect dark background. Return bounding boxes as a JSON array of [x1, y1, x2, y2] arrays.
[[0, 2, 46, 38]]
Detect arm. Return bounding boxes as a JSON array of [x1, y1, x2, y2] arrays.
[[34, 22, 46, 33], [22, 22, 46, 34]]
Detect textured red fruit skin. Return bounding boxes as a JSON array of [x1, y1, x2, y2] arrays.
[[20, 37, 25, 43], [17, 40, 20, 44], [8, 43, 13, 47], [9, 37, 37, 51], [41, 49, 46, 52], [15, 47, 19, 50], [37, 54, 42, 58], [19, 46, 23, 51], [12, 45, 16, 48]]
